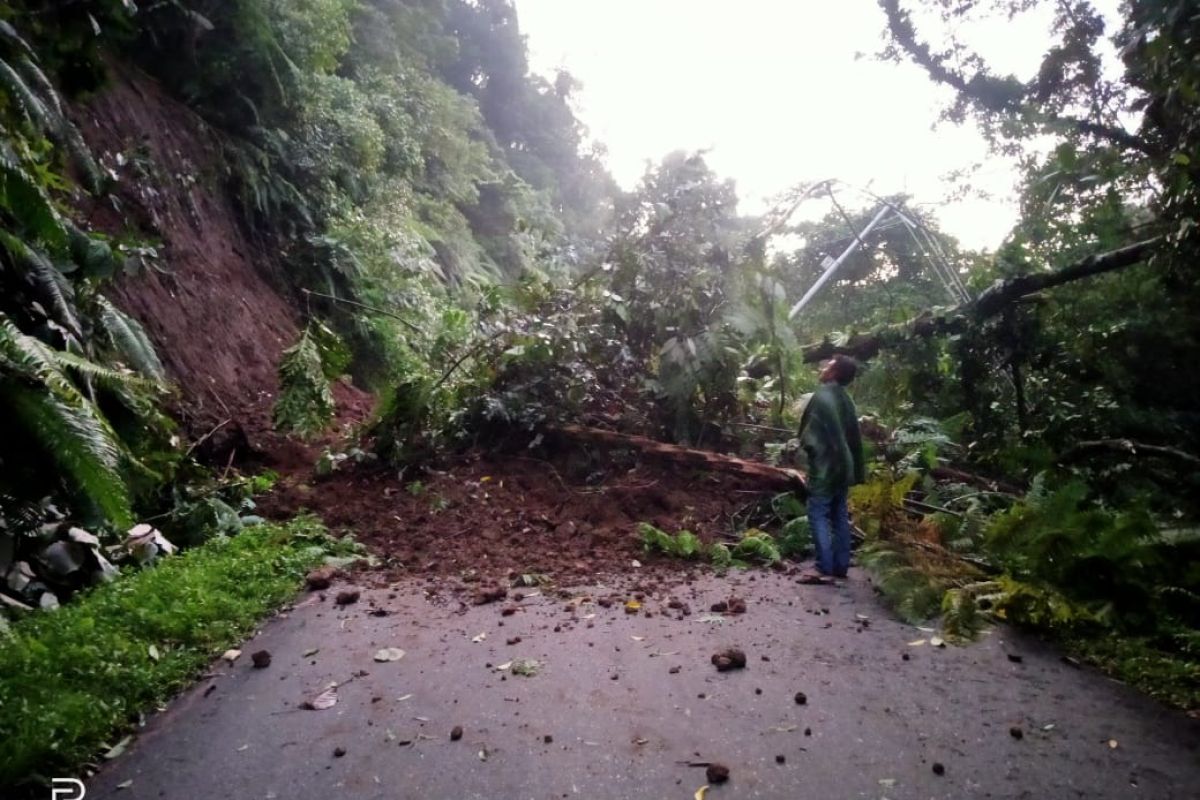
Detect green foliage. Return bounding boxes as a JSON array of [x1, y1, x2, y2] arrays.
[[95, 296, 166, 380], [272, 326, 337, 439], [0, 517, 342, 787], [637, 522, 780, 567], [849, 469, 920, 538], [709, 542, 733, 569], [0, 18, 175, 541], [730, 528, 782, 565], [983, 481, 1198, 630], [0, 315, 133, 529], [857, 541, 952, 623], [770, 492, 814, 559], [638, 523, 702, 560]]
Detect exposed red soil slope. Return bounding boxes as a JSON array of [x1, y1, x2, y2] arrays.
[[72, 65, 372, 455]]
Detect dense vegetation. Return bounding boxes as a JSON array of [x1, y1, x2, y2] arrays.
[[0, 0, 1197, 786]]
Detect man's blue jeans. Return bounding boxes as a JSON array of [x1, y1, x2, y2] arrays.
[[807, 490, 851, 576]]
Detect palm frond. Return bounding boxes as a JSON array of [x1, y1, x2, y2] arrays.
[[0, 314, 133, 528], [96, 296, 166, 380]]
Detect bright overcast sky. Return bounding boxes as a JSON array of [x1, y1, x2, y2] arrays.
[[514, 0, 1099, 251]]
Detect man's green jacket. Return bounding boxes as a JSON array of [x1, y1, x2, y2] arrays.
[[798, 382, 865, 497]]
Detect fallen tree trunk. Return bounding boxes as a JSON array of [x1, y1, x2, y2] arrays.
[[552, 425, 807, 492], [802, 238, 1160, 363], [1058, 439, 1200, 469]]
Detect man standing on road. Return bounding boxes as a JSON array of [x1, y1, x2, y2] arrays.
[[798, 355, 866, 579]]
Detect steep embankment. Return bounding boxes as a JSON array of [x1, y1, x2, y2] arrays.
[[72, 65, 368, 463]]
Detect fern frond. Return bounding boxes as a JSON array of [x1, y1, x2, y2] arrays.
[[0, 314, 133, 528], [0, 144, 69, 248], [96, 296, 166, 380], [52, 350, 160, 391], [0, 230, 81, 340], [273, 327, 335, 438], [0, 56, 54, 134]]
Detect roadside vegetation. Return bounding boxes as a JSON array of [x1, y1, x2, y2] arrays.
[[0, 517, 351, 787]]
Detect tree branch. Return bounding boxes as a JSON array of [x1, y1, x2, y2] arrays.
[[1058, 439, 1200, 469], [878, 0, 1155, 157], [801, 237, 1160, 363]]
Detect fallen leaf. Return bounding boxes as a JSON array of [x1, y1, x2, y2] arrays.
[[624, 599, 642, 613], [397, 693, 413, 701], [303, 685, 338, 711], [930, 636, 946, 648], [116, 780, 133, 790], [104, 735, 133, 760], [222, 649, 242, 663], [695, 614, 725, 624], [917, 626, 936, 633], [237, 744, 249, 752], [495, 661, 513, 671], [633, 737, 649, 745], [631, 635, 646, 642], [374, 647, 406, 662], [769, 724, 798, 733], [582, 613, 596, 620], [148, 644, 160, 661], [694, 785, 709, 800], [855, 613, 870, 621], [1043, 723, 1056, 731], [908, 639, 928, 646], [471, 632, 487, 643], [301, 647, 319, 658]]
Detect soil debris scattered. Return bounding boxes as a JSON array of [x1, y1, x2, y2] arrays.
[[305, 567, 335, 591], [706, 763, 730, 784], [932, 762, 946, 776], [473, 587, 507, 605], [335, 589, 360, 606], [450, 726, 464, 741], [333, 747, 346, 758], [250, 650, 271, 669], [711, 648, 747, 672], [794, 691, 807, 705]]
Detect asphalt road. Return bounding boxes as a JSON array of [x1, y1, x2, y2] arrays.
[[87, 570, 1200, 799]]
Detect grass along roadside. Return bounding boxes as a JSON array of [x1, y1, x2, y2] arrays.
[[0, 517, 353, 791]]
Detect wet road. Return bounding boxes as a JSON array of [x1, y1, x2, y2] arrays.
[[87, 570, 1200, 799]]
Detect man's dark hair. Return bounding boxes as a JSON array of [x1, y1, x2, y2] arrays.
[[829, 355, 859, 385]]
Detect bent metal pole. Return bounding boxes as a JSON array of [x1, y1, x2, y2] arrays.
[[788, 203, 892, 321]]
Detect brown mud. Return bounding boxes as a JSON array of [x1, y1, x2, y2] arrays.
[[261, 450, 778, 591]]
